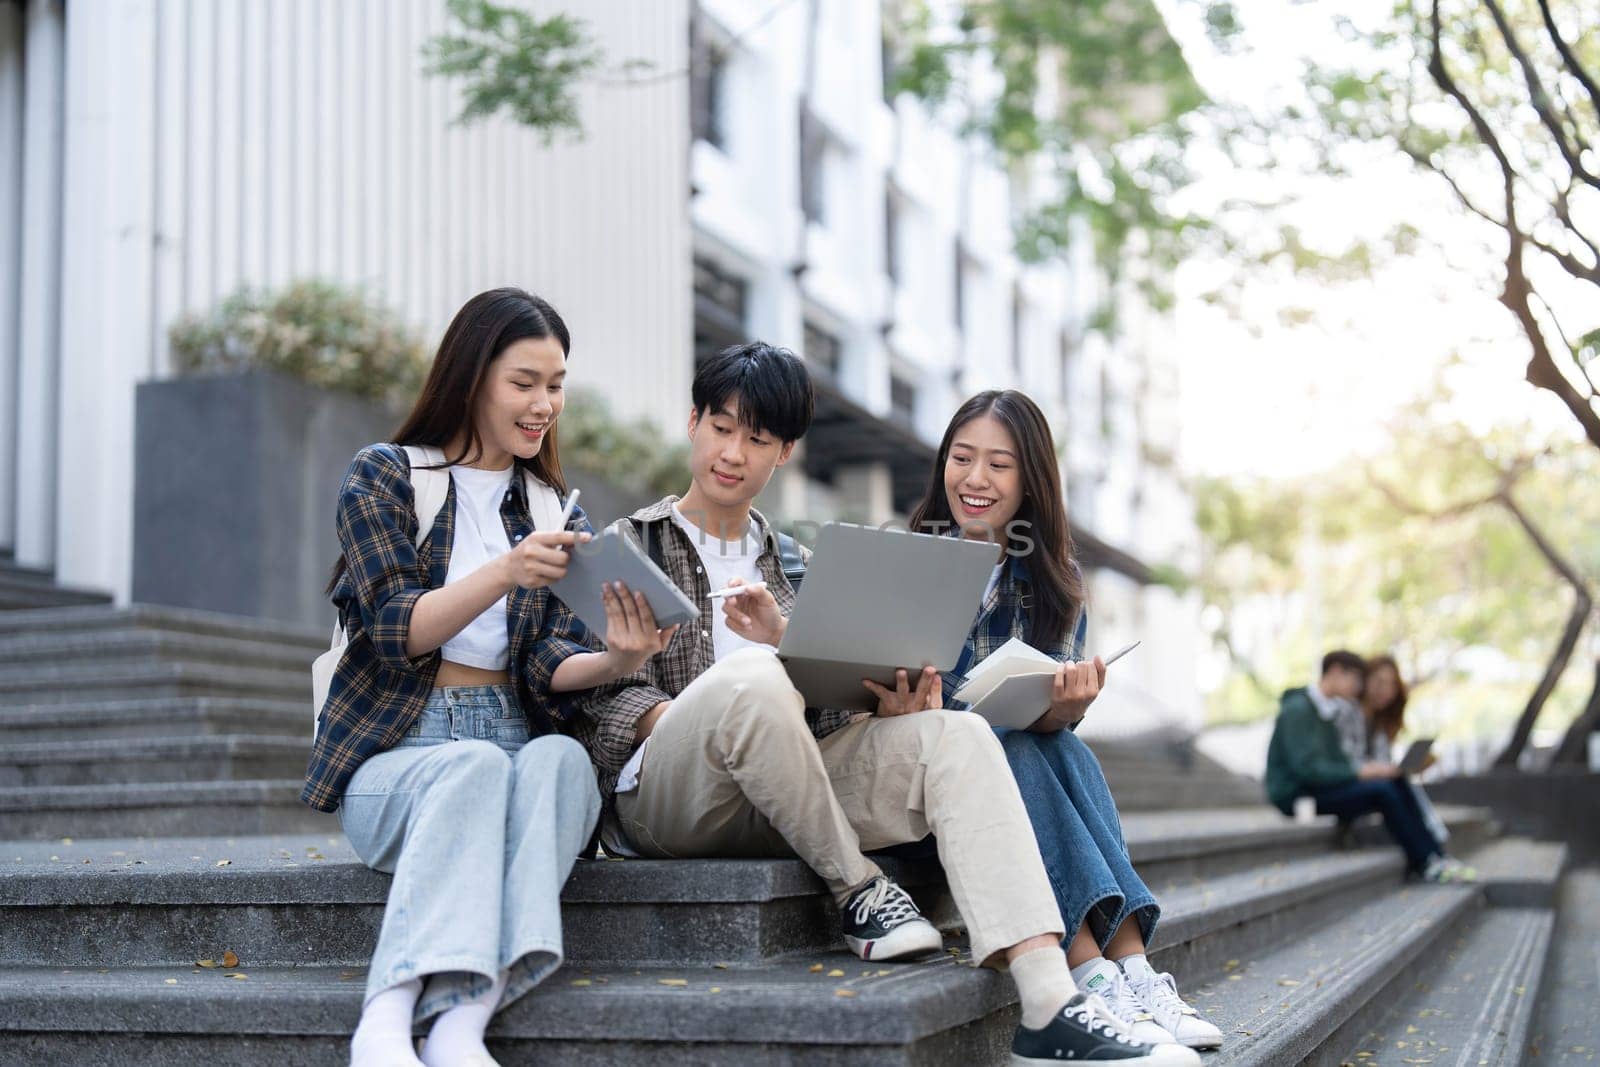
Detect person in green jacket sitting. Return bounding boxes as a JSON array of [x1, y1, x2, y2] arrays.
[[1265, 650, 1472, 883]]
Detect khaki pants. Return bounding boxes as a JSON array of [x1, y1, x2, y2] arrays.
[[614, 648, 1064, 964]]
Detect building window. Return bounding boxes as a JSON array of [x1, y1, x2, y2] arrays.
[[953, 241, 968, 331], [694, 257, 748, 363], [890, 373, 917, 427], [1010, 282, 1025, 373], [884, 187, 901, 288], [690, 14, 727, 149], [804, 319, 842, 378], [1058, 329, 1073, 404], [799, 106, 826, 224]]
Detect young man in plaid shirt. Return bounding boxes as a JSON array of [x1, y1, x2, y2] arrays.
[[566, 343, 1195, 1066]]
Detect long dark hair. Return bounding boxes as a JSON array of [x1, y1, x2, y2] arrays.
[[328, 287, 572, 593], [907, 390, 1085, 650], [1363, 653, 1409, 743]]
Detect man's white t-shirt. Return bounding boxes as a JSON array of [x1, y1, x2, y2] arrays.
[[613, 505, 778, 794]]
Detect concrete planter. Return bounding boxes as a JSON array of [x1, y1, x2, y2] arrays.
[[132, 371, 650, 628]]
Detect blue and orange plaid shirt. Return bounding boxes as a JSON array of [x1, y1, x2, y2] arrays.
[[301, 443, 597, 812], [942, 552, 1089, 714]]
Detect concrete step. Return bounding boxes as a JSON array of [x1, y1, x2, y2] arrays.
[[0, 697, 309, 743], [0, 736, 311, 788], [0, 568, 111, 611], [0, 952, 1015, 1066], [0, 661, 307, 706], [1531, 866, 1600, 1064], [1464, 837, 1569, 907], [0, 629, 318, 674], [0, 781, 331, 839], [0, 603, 325, 647], [1188, 882, 1480, 1066], [1336, 906, 1554, 1066], [0, 816, 1419, 972]]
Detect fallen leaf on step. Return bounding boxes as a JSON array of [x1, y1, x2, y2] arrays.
[[61, 838, 73, 845], [809, 964, 823, 973], [225, 973, 248, 980], [215, 860, 231, 867], [657, 979, 687, 987], [712, 963, 729, 970], [570, 979, 592, 987], [834, 990, 856, 998], [1277, 979, 1301, 987], [876, 970, 892, 977], [1227, 975, 1242, 981], [222, 951, 239, 968], [164, 979, 177, 985], [1407, 1026, 1420, 1034], [709, 987, 722, 994], [1223, 959, 1240, 971], [196, 959, 216, 968], [827, 970, 845, 978]]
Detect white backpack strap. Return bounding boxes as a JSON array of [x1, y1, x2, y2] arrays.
[[401, 445, 451, 549], [523, 471, 568, 532]]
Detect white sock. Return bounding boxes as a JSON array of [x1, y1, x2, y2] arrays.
[[1011, 945, 1079, 1029], [1116, 952, 1156, 981], [419, 971, 507, 1067], [1071, 955, 1117, 990], [350, 978, 423, 1067]]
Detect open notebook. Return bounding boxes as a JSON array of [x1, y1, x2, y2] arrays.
[[952, 638, 1060, 729]]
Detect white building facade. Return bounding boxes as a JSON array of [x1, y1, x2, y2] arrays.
[[0, 0, 1201, 735]]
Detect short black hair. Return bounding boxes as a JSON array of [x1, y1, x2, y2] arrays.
[[1321, 650, 1367, 678], [692, 341, 814, 443]]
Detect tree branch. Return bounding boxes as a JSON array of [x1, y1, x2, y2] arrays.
[[1427, 2, 1600, 451], [1529, 287, 1600, 395], [1536, 0, 1600, 125], [1481, 0, 1600, 188]]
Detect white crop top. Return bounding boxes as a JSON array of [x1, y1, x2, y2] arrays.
[[439, 465, 515, 670]]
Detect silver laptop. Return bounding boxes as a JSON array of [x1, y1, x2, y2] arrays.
[[777, 523, 999, 711]]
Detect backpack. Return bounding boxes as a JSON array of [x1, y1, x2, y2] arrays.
[[309, 445, 554, 739], [630, 516, 807, 592]]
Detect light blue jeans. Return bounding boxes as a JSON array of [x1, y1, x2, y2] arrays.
[[338, 685, 600, 1021]]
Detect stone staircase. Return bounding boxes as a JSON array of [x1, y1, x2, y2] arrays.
[[0, 556, 111, 611], [0, 603, 1588, 1064]]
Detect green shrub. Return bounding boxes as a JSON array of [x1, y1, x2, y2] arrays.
[[561, 388, 690, 497], [168, 280, 428, 405]]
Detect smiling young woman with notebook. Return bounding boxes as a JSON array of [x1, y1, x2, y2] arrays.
[[906, 390, 1224, 1053]]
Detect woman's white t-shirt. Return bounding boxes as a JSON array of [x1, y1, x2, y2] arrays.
[[439, 464, 515, 670]]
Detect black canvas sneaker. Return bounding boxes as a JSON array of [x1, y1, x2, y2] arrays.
[[1011, 993, 1202, 1065], [839, 876, 944, 961]]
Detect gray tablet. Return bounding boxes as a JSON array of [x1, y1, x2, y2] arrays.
[[1398, 738, 1435, 775], [549, 528, 699, 635], [777, 523, 999, 710]]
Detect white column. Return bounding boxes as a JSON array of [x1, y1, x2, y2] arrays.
[[14, 0, 65, 569], [0, 3, 25, 553], [54, 0, 159, 599]]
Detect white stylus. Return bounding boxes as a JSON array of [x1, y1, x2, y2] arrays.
[[557, 488, 581, 529], [708, 581, 768, 600], [1100, 640, 1140, 666]]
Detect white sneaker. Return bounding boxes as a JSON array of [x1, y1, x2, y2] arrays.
[[1423, 855, 1479, 883], [1075, 958, 1178, 1046], [1119, 956, 1224, 1051]]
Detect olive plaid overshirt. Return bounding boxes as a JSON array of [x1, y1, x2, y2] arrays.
[[566, 496, 854, 814], [301, 443, 597, 813]]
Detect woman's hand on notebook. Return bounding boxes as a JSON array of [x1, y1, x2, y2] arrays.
[[864, 666, 942, 717], [720, 578, 787, 646], [1029, 657, 1106, 733]]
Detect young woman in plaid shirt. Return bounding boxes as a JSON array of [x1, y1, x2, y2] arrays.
[[908, 391, 1224, 1052], [310, 289, 675, 1067]]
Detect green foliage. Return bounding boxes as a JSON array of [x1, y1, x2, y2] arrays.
[[889, 0, 1226, 321], [422, 0, 601, 141], [560, 389, 691, 498], [168, 280, 428, 405]]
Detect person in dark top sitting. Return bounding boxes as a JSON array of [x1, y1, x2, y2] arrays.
[[1264, 650, 1472, 883]]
